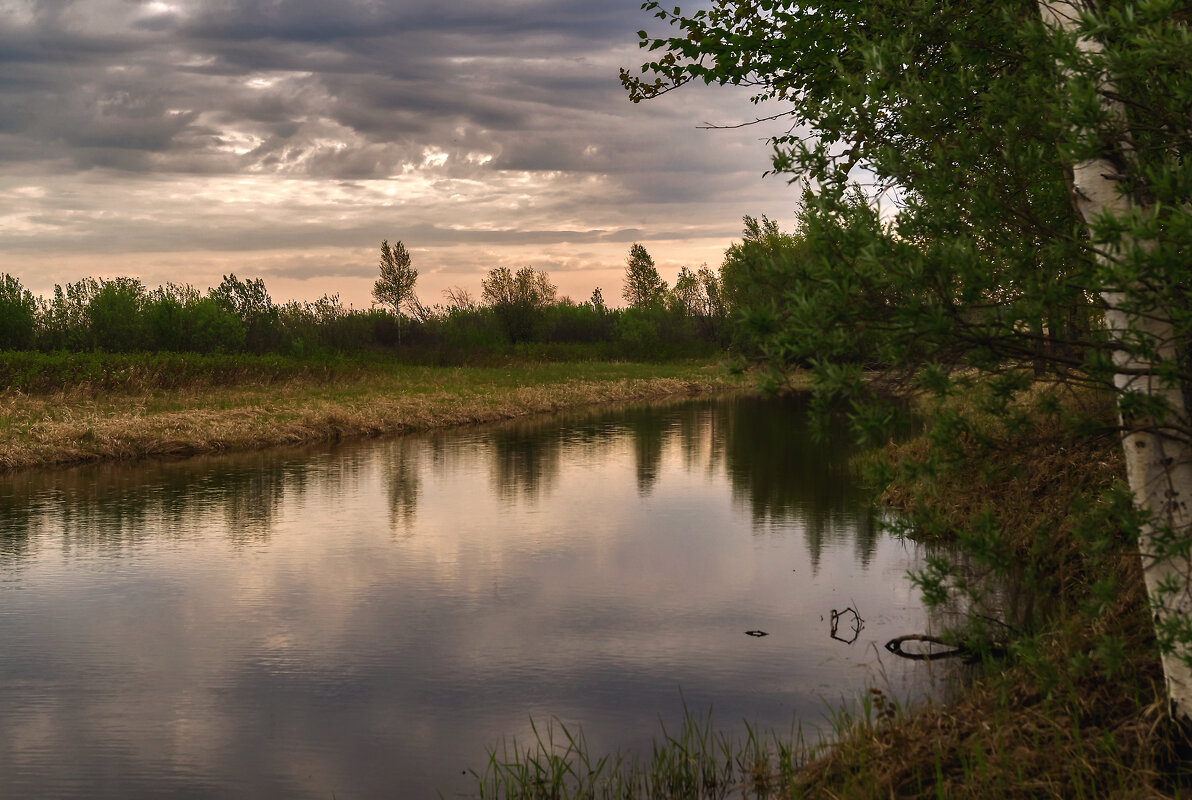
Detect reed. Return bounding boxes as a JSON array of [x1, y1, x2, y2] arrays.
[[467, 706, 818, 800], [465, 669, 1189, 799]]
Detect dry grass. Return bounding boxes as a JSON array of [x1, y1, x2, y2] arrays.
[[791, 632, 1185, 799], [0, 361, 743, 472]]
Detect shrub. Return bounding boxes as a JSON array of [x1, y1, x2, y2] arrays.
[[88, 277, 147, 352], [0, 273, 37, 350]]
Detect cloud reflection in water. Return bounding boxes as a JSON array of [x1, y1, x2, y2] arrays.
[[0, 395, 943, 799]]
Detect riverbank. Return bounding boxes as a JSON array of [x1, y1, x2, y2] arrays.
[[795, 399, 1187, 798], [0, 355, 744, 473]]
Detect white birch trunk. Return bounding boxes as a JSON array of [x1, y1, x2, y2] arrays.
[[1037, 0, 1192, 723]]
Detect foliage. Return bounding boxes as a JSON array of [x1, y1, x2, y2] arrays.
[[0, 350, 358, 395], [481, 265, 558, 310], [547, 299, 615, 344], [623, 243, 668, 309], [668, 266, 701, 317], [38, 278, 100, 352], [481, 265, 559, 342], [442, 285, 478, 312], [622, 3, 1191, 464], [210, 273, 283, 354], [0, 273, 37, 350], [624, 0, 1192, 725], [624, 0, 1103, 406], [624, 0, 1192, 421], [717, 216, 821, 364], [372, 239, 419, 318], [589, 286, 606, 312], [87, 277, 148, 352], [696, 265, 725, 321], [0, 262, 732, 365]]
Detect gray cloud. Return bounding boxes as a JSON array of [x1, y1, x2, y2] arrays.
[[0, 0, 773, 179], [0, 0, 801, 304]]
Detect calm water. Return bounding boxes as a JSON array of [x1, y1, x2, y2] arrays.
[[0, 394, 946, 798]]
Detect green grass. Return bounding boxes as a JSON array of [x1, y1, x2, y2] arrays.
[[0, 349, 736, 396]]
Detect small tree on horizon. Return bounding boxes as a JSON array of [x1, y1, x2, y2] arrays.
[[442, 285, 477, 312], [622, 243, 667, 309], [373, 239, 418, 343]]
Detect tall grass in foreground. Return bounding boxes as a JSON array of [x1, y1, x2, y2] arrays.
[[467, 687, 965, 800], [467, 707, 818, 800], [467, 690, 942, 800], [466, 666, 1191, 799]]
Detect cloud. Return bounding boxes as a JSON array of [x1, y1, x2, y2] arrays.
[[0, 0, 802, 305]]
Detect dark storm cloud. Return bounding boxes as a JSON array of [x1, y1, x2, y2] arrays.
[[0, 0, 777, 183], [0, 1, 636, 169]]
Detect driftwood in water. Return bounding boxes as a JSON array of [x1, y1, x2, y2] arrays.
[[885, 634, 1007, 663], [830, 606, 864, 645]]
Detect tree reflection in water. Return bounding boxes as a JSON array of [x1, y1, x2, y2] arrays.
[[0, 393, 938, 800], [0, 394, 883, 569], [488, 423, 563, 502], [380, 438, 420, 534]]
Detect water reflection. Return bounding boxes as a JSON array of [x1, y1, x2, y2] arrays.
[[489, 424, 562, 501], [627, 404, 666, 494], [1, 396, 877, 566], [0, 394, 946, 799], [381, 438, 420, 533]]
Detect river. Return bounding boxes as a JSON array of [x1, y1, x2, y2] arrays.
[[0, 394, 948, 798]]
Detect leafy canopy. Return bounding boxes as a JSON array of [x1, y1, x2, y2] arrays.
[[623, 243, 668, 309], [624, 0, 1192, 697], [625, 0, 1191, 432]]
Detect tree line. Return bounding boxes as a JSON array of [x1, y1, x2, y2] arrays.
[[0, 241, 758, 361]]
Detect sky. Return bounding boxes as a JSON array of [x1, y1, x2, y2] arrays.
[[0, 0, 800, 309]]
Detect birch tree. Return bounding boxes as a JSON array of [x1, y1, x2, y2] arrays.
[[1035, 0, 1192, 721], [373, 239, 418, 342]]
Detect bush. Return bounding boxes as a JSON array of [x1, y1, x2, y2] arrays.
[[547, 302, 614, 343], [210, 274, 285, 354], [0, 273, 37, 350], [613, 307, 663, 359], [184, 297, 246, 353], [88, 277, 147, 352]]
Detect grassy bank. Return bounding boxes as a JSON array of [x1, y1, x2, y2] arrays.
[[0, 353, 742, 473], [814, 394, 1190, 798], [461, 388, 1192, 799]]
